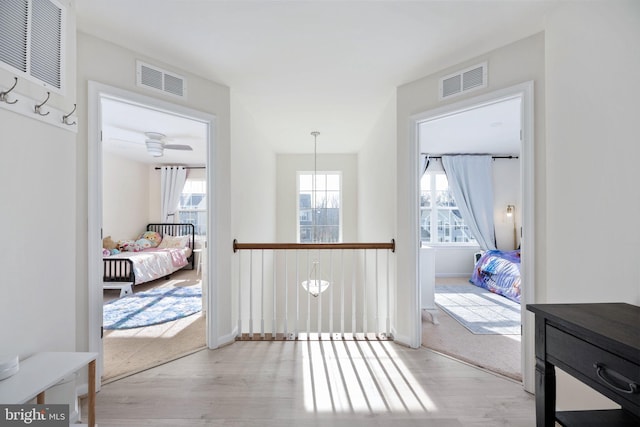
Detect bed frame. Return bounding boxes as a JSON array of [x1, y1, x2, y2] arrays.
[[103, 223, 196, 285]]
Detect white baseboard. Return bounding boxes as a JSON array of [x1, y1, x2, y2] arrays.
[[216, 327, 238, 348]]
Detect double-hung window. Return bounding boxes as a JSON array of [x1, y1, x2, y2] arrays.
[[298, 172, 341, 243], [420, 172, 476, 245], [177, 178, 206, 235]]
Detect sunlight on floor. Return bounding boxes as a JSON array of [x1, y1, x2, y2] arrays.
[[302, 340, 438, 414]]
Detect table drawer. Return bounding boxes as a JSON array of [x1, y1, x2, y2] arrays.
[[546, 324, 640, 408]]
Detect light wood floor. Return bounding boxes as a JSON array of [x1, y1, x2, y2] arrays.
[[85, 340, 536, 426]]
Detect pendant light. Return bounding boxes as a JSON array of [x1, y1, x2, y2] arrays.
[[301, 131, 330, 297]]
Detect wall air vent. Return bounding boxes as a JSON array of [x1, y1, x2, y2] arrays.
[[439, 62, 487, 100], [0, 0, 65, 93], [136, 60, 187, 98]]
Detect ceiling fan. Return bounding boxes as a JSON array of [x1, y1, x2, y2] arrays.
[[144, 132, 193, 157]]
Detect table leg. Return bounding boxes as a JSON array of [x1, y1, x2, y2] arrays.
[[36, 391, 45, 404], [535, 357, 556, 427], [88, 360, 96, 427]]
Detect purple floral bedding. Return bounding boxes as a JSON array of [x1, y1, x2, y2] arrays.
[[470, 249, 521, 303]]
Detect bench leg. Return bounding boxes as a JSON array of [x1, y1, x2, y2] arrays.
[[119, 284, 133, 297]]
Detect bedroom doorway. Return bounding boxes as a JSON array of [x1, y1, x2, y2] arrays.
[[413, 82, 535, 391], [87, 81, 217, 389]]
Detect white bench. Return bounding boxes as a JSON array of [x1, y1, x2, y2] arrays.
[[102, 281, 133, 297], [0, 352, 98, 427]]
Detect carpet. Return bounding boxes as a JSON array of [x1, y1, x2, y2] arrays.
[[104, 284, 202, 330], [434, 284, 521, 335]]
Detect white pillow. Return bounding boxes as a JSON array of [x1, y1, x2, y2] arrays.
[[157, 235, 189, 249]]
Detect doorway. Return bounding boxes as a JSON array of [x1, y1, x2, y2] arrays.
[[419, 95, 522, 380], [87, 81, 217, 389], [411, 82, 535, 391]]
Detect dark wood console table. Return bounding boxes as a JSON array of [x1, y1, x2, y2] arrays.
[[527, 303, 640, 427]]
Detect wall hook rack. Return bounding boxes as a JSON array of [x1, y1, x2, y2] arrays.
[[0, 77, 19, 105], [34, 92, 51, 116], [62, 103, 77, 126]]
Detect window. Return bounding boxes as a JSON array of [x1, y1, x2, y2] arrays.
[[178, 179, 206, 235], [298, 172, 341, 243], [0, 0, 65, 92], [420, 172, 476, 245]]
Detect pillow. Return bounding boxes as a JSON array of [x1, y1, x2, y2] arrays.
[[139, 231, 162, 247], [157, 235, 189, 249], [118, 240, 143, 252], [136, 238, 154, 249]]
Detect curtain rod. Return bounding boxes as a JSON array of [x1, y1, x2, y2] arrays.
[[154, 166, 206, 170], [421, 154, 518, 160]]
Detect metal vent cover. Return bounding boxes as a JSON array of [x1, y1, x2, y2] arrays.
[[439, 62, 487, 100], [0, 0, 64, 92], [136, 60, 187, 98]]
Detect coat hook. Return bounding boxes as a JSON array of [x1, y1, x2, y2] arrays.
[[0, 77, 19, 105], [34, 92, 51, 116], [62, 103, 77, 125]]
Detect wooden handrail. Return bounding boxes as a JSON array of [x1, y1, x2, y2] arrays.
[[233, 239, 395, 253]]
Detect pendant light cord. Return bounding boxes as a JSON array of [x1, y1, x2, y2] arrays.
[[311, 131, 320, 243]]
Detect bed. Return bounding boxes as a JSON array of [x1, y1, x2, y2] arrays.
[[469, 249, 521, 303], [103, 223, 195, 289]]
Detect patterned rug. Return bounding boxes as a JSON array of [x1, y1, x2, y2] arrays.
[[104, 284, 202, 330], [434, 284, 521, 335]]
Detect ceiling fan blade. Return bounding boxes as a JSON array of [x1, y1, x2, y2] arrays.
[[164, 144, 193, 151]]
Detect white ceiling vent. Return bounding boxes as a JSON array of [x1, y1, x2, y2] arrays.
[[136, 60, 186, 98], [439, 62, 487, 100]]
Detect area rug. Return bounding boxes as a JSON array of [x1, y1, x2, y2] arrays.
[[434, 284, 521, 335], [104, 284, 202, 330]]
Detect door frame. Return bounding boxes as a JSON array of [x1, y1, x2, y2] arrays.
[[409, 81, 535, 392], [87, 81, 218, 389]]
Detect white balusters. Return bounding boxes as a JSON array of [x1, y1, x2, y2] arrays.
[[233, 242, 394, 341]]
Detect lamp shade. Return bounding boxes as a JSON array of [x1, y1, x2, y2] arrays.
[[145, 139, 164, 157], [301, 279, 330, 297]]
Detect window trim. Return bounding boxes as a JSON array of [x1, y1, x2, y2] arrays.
[[177, 178, 207, 236], [420, 171, 478, 247], [296, 171, 343, 243]]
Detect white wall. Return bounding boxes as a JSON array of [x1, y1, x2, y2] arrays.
[[231, 102, 277, 244], [276, 154, 357, 242], [357, 96, 397, 243], [0, 1, 77, 358], [544, 0, 640, 411], [396, 33, 546, 346], [544, 0, 640, 305], [75, 32, 232, 352], [493, 159, 520, 251], [102, 151, 151, 240]]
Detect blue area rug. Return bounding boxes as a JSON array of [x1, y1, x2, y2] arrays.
[[435, 284, 521, 335], [104, 285, 202, 330]]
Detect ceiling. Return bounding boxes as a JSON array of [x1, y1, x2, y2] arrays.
[[101, 96, 208, 165], [419, 96, 521, 156], [77, 1, 556, 157]]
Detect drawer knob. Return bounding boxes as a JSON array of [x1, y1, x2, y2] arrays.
[[594, 363, 639, 395]]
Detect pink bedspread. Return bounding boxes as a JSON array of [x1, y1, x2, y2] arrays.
[[107, 247, 191, 284]]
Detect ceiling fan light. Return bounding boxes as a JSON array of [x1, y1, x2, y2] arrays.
[[145, 140, 164, 157]]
